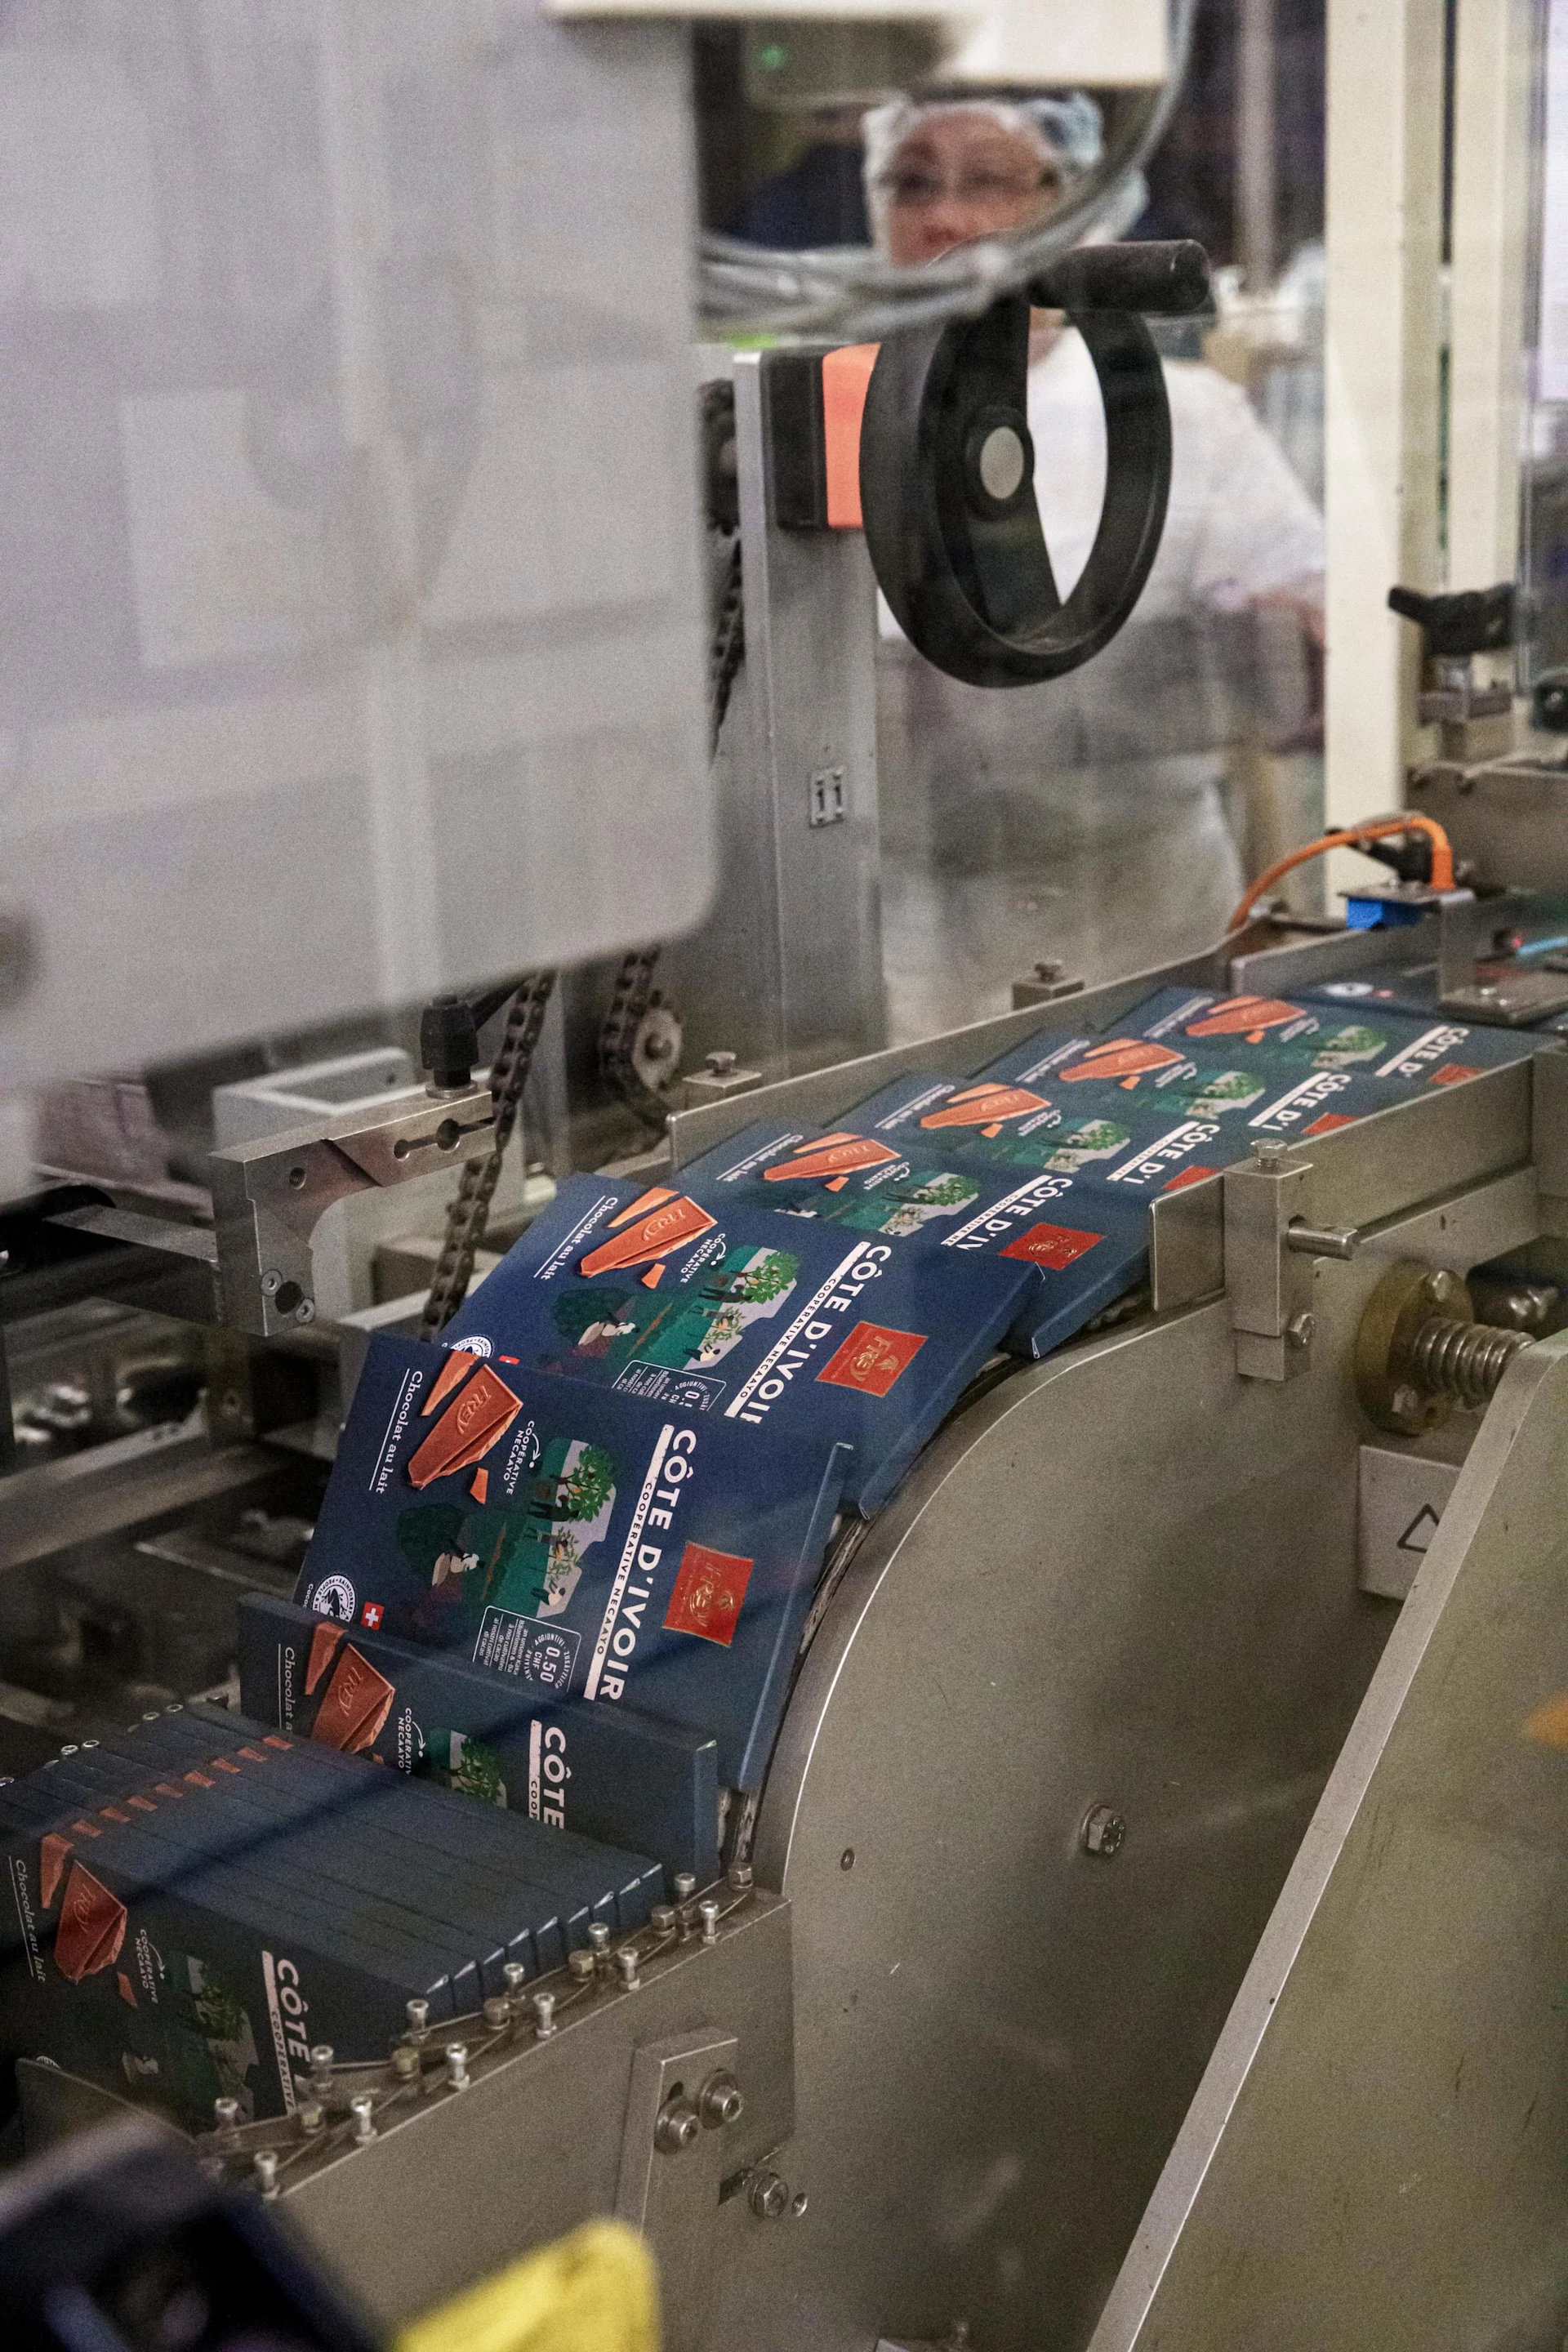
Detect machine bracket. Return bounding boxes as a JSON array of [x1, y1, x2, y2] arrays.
[[614, 2029, 742, 2352], [1223, 1149, 1315, 1381]]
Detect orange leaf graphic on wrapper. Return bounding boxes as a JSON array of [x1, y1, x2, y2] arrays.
[[919, 1083, 1049, 1138], [578, 1190, 717, 1277], [763, 1136, 902, 1184], [1059, 1040, 1185, 1089], [1183, 995, 1306, 1044], [407, 1365, 523, 1489], [55, 1862, 127, 1982]]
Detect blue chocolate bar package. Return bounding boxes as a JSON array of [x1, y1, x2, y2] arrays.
[[0, 1719, 663, 2127], [675, 1118, 1152, 1361], [238, 1592, 720, 1886], [1044, 986, 1539, 1092], [438, 1173, 1037, 1511], [295, 1332, 850, 1789]]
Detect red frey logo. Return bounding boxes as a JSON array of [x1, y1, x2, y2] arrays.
[[1000, 1221, 1103, 1270]]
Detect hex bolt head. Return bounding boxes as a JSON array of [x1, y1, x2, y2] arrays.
[[1286, 1311, 1316, 1350], [350, 2095, 376, 2144], [444, 2043, 470, 2091], [748, 2169, 790, 2221], [672, 1872, 697, 1903], [655, 2098, 702, 2155], [391, 2047, 421, 2081], [1082, 1804, 1126, 1859], [405, 1998, 430, 2039], [727, 1861, 754, 1892], [483, 1996, 511, 2030], [1033, 958, 1063, 982], [699, 2069, 744, 2129], [296, 2101, 325, 2136], [1250, 1138, 1291, 1171], [650, 1904, 677, 1936], [532, 1992, 558, 2040], [568, 1949, 597, 1982], [252, 2150, 279, 2201], [705, 1050, 738, 1076], [616, 1947, 643, 1991], [698, 1900, 720, 1947]]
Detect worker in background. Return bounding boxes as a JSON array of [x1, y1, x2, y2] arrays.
[[863, 96, 1325, 1038]]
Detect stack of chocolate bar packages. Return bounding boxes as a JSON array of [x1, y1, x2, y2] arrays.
[[1, 983, 1537, 2130]]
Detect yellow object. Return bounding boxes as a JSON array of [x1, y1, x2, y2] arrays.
[[397, 2222, 659, 2352], [1523, 1690, 1568, 1750]]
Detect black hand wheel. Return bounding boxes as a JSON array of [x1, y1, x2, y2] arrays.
[[858, 239, 1210, 689]]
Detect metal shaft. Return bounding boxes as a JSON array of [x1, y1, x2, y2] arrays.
[[1407, 1316, 1531, 1410]]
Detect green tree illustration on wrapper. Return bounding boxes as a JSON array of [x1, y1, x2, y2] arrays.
[[905, 1173, 974, 1205], [561, 1444, 615, 1521], [720, 1249, 795, 1304]]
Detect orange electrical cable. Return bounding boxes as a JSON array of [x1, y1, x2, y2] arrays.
[[1229, 814, 1455, 933]]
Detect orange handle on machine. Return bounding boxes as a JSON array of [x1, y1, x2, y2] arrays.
[[1229, 815, 1456, 933]]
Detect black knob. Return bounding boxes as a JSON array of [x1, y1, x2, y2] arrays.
[[1387, 583, 1515, 659], [1532, 669, 1568, 735], [420, 995, 479, 1089]]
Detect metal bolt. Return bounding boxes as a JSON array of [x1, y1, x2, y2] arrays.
[[616, 1946, 642, 1991], [727, 1861, 754, 1892], [698, 1900, 720, 1947], [1286, 1312, 1316, 1349], [655, 2098, 702, 2155], [350, 2095, 376, 2144], [261, 1270, 283, 1298], [1033, 958, 1063, 982], [296, 2101, 324, 2136], [483, 1996, 511, 2031], [705, 1050, 737, 1075], [444, 2043, 470, 2091], [748, 2169, 790, 2221], [1082, 1804, 1126, 1858], [1250, 1138, 1292, 1172], [532, 1992, 558, 2040], [699, 2069, 744, 2128], [391, 2047, 421, 2081], [568, 1949, 597, 1983], [791, 2191, 809, 2218], [650, 1904, 677, 1936], [252, 2150, 279, 2201], [309, 2042, 333, 2074], [295, 1299, 316, 1325], [672, 1872, 697, 1902], [213, 2097, 240, 2138], [405, 1999, 430, 2040], [588, 1922, 612, 1954], [502, 1961, 528, 2000]]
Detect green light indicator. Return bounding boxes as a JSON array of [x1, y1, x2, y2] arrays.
[[759, 42, 788, 70]]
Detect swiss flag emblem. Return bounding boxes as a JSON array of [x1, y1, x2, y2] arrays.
[[816, 1321, 927, 1396], [1000, 1221, 1102, 1270], [359, 1603, 384, 1629], [663, 1544, 754, 1646]]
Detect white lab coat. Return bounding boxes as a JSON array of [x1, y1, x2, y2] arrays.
[[877, 331, 1325, 1039]]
